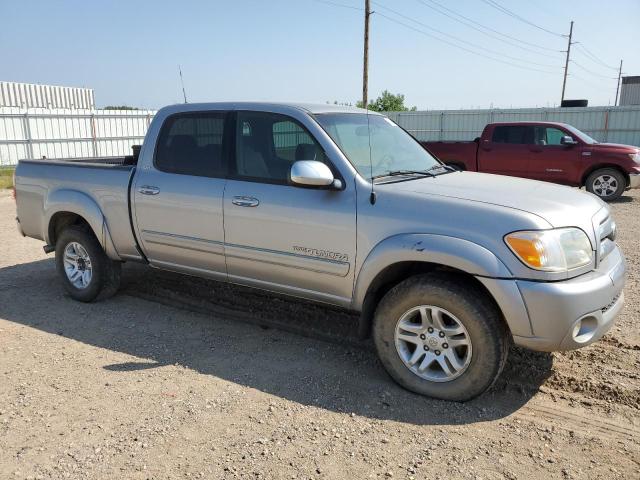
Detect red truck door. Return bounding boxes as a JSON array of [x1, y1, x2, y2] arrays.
[[527, 126, 581, 185], [478, 125, 533, 178]]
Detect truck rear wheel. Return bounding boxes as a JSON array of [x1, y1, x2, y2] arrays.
[[373, 273, 509, 401], [55, 226, 121, 302], [585, 168, 625, 201]]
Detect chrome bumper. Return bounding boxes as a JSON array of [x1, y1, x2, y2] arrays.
[[483, 247, 626, 352], [628, 173, 640, 189]]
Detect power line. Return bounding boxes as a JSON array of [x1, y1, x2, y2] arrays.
[[570, 74, 615, 92], [372, 2, 563, 70], [573, 43, 619, 71], [416, 0, 561, 56], [374, 10, 560, 74], [571, 60, 618, 80], [479, 0, 565, 37], [311, 0, 362, 11]]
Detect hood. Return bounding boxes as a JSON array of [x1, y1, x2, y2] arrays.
[[384, 171, 605, 227], [590, 142, 639, 153]]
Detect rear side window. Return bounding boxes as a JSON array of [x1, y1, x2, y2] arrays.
[[492, 126, 534, 144], [155, 112, 227, 177]]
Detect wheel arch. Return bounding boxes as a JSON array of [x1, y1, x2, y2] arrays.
[[581, 164, 629, 188], [44, 189, 119, 259], [352, 234, 514, 338]]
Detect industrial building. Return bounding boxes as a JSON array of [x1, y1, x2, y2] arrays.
[[619, 76, 640, 106], [0, 81, 95, 110]]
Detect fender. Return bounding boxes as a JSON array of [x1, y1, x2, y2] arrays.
[[43, 189, 120, 260], [351, 233, 513, 311]]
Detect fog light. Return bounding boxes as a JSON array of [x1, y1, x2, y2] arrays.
[[572, 315, 598, 344]]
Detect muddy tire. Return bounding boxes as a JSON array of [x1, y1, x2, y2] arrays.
[[585, 168, 626, 201], [373, 273, 510, 402], [55, 226, 121, 302]]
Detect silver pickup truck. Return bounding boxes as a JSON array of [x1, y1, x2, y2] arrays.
[[14, 102, 626, 401]]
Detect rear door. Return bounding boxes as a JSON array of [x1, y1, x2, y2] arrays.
[[478, 125, 533, 178], [223, 110, 356, 305], [132, 111, 230, 279], [527, 125, 580, 185]]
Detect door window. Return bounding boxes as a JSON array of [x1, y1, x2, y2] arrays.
[[234, 111, 328, 184], [491, 125, 535, 144], [534, 127, 566, 146], [155, 112, 227, 177]]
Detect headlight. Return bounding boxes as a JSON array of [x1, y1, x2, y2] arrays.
[[504, 228, 593, 272], [630, 152, 640, 163]]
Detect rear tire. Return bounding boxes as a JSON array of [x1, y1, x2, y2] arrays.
[[373, 273, 509, 401], [55, 226, 121, 302], [585, 168, 625, 201]]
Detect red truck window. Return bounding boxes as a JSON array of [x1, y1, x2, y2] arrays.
[[492, 126, 534, 144], [534, 127, 566, 146]]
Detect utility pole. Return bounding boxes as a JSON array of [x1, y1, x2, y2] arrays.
[[614, 59, 623, 106], [560, 20, 574, 105], [362, 0, 371, 108]]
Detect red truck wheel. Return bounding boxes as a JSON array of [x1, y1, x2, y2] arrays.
[[585, 168, 625, 201]]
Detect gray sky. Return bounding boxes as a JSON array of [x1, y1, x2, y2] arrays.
[[2, 0, 639, 109]]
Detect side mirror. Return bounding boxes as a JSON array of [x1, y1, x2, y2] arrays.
[[290, 160, 341, 188], [560, 135, 578, 146]]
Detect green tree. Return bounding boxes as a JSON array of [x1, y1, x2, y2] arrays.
[[356, 90, 417, 112], [103, 105, 139, 110]]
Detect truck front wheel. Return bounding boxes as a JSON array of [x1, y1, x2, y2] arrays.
[[585, 168, 626, 201], [373, 273, 509, 401], [55, 226, 121, 302]]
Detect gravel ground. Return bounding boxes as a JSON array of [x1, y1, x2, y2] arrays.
[[0, 189, 638, 479]]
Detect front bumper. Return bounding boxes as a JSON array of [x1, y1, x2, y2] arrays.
[[481, 246, 626, 352], [628, 173, 640, 189]]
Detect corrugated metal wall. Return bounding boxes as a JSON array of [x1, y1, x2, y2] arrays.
[[0, 107, 154, 165], [0, 82, 95, 110], [620, 77, 640, 106], [2, 105, 639, 166], [387, 106, 640, 146]]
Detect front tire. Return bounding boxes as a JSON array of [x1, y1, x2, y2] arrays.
[[55, 226, 121, 302], [585, 168, 625, 201], [373, 274, 509, 401]]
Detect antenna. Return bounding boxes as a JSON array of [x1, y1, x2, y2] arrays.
[[366, 109, 376, 205], [178, 65, 188, 103]]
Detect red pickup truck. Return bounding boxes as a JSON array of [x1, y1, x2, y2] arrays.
[[422, 122, 640, 201]]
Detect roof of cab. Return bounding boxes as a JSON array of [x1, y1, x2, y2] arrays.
[[158, 102, 378, 116]]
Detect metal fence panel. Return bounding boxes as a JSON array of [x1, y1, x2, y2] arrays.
[[390, 106, 640, 147], [0, 107, 156, 165], [2, 105, 640, 166]]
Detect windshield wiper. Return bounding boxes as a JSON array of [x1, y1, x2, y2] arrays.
[[373, 169, 436, 180]]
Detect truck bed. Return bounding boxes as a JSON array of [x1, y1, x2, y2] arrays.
[[422, 141, 478, 170], [15, 157, 140, 260]]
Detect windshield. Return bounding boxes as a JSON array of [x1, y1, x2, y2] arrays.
[[314, 113, 442, 179], [564, 124, 598, 144]]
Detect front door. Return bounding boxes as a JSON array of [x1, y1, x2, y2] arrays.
[[527, 125, 579, 185], [223, 111, 357, 305], [133, 111, 230, 279]]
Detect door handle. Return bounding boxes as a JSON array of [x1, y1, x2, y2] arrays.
[[232, 196, 259, 207], [138, 185, 160, 195]]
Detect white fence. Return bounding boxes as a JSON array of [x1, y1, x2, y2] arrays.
[[0, 107, 156, 166], [388, 106, 640, 146], [2, 105, 640, 166]]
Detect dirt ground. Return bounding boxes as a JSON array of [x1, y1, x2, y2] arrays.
[[0, 188, 638, 480]]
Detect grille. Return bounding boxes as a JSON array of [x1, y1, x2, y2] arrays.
[[595, 211, 616, 264]]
